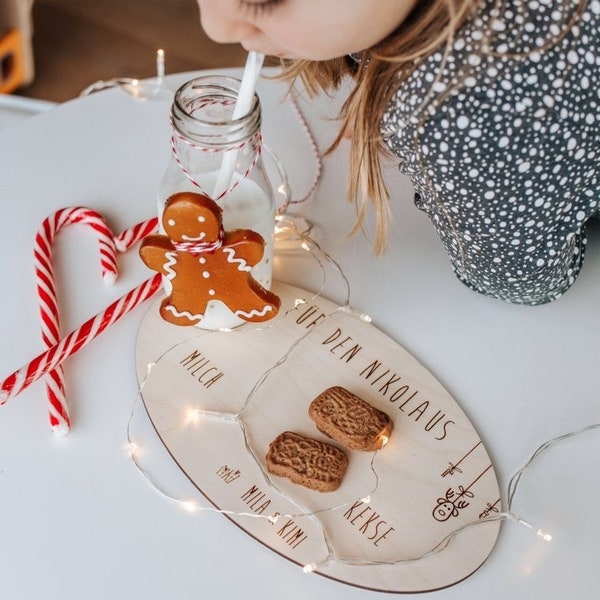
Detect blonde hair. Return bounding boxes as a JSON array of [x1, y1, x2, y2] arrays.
[[280, 0, 586, 253], [280, 0, 478, 253]]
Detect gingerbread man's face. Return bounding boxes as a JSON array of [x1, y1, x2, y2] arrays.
[[162, 192, 222, 244]]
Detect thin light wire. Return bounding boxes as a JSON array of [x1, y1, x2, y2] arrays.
[[126, 217, 599, 574], [506, 423, 600, 511]]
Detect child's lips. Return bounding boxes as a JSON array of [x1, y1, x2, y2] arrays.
[[241, 41, 289, 58]]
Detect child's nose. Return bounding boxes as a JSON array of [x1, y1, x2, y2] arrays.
[[199, 7, 258, 44]]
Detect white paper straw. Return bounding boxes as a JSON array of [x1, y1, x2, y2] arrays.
[[212, 51, 265, 199]]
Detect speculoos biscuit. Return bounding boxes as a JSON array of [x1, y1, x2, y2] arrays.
[[309, 386, 393, 451], [266, 431, 348, 492]]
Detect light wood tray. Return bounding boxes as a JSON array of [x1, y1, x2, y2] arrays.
[[136, 282, 501, 593]]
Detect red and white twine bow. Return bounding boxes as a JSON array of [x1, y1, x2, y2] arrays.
[[173, 228, 225, 255], [169, 98, 263, 203], [171, 90, 322, 214]]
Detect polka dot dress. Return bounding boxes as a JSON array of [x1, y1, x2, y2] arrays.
[[382, 0, 599, 304]]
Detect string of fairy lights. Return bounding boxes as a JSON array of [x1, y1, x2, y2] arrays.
[[126, 216, 599, 575], [96, 52, 599, 577]]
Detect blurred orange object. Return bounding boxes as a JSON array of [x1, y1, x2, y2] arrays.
[[0, 29, 26, 93]]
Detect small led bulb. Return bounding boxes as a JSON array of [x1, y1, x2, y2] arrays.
[[156, 49, 165, 80], [127, 442, 138, 457], [180, 501, 198, 513], [536, 529, 552, 542], [186, 409, 202, 425]]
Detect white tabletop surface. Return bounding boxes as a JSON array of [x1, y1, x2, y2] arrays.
[[0, 70, 598, 599]]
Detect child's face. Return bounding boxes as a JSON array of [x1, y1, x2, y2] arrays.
[[196, 0, 418, 60]]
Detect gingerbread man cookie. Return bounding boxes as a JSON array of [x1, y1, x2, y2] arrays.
[[140, 191, 280, 327]]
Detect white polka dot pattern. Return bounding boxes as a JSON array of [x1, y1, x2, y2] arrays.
[[382, 0, 599, 304]]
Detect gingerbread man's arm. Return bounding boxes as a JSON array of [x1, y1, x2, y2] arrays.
[[139, 235, 175, 276], [223, 230, 265, 267]]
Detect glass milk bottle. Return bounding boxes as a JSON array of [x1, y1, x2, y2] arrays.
[[159, 75, 276, 329]]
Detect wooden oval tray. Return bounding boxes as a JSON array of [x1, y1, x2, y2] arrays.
[[135, 282, 501, 593]]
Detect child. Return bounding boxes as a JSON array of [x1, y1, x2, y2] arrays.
[[196, 0, 599, 305]]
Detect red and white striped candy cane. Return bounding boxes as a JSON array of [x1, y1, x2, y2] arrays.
[[34, 213, 158, 434], [1, 274, 162, 406], [114, 217, 158, 252], [35, 207, 119, 434]]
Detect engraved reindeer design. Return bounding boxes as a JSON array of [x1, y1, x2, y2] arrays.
[[433, 485, 474, 522]]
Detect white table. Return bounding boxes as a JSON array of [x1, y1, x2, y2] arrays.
[[0, 94, 55, 130], [0, 70, 598, 599]]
